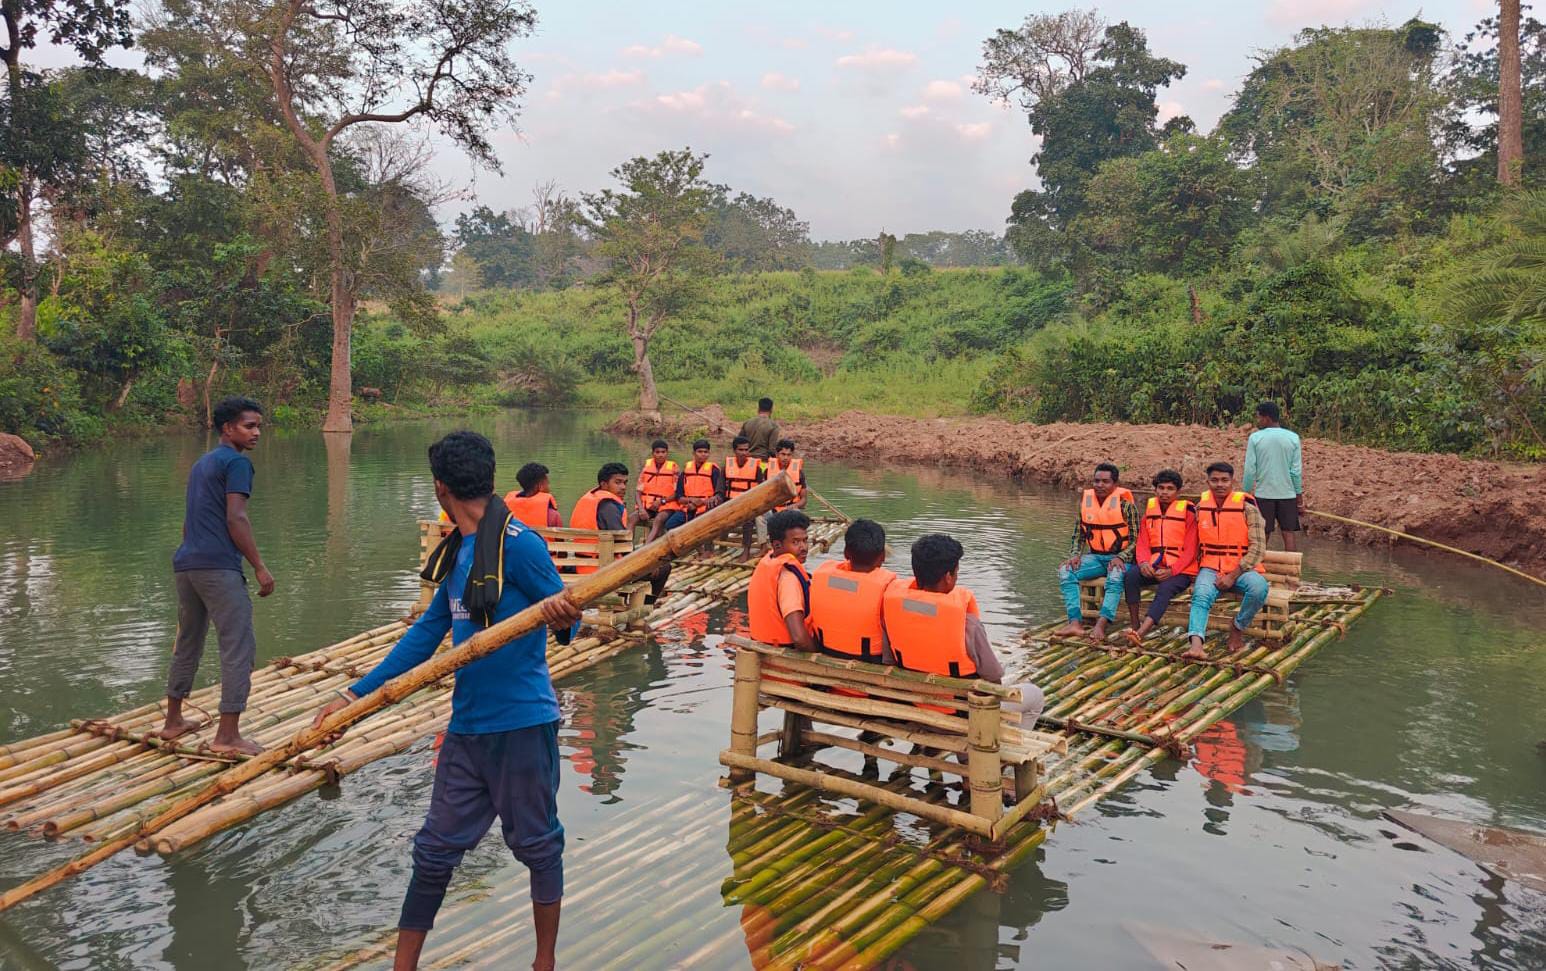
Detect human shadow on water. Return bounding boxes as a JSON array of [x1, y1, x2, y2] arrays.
[[557, 640, 668, 804]]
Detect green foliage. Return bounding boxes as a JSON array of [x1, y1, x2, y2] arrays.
[[0, 337, 102, 443]]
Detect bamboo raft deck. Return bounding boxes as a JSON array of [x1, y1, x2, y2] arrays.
[[0, 519, 845, 858], [323, 582, 1384, 969]]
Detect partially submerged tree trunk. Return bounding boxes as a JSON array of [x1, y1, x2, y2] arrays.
[[1498, 0, 1524, 186], [626, 303, 660, 416], [270, 0, 353, 434]]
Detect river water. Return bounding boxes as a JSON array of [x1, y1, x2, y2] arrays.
[[0, 412, 1542, 970]]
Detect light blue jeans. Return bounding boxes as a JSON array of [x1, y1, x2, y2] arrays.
[[1057, 553, 1126, 621], [1188, 567, 1270, 638]]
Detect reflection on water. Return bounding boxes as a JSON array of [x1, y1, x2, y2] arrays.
[[0, 411, 1543, 969]]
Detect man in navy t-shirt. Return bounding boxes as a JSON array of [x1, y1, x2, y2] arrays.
[[314, 431, 582, 971], [156, 396, 275, 755]]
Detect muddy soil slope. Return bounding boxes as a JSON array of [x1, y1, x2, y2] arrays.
[[609, 410, 1546, 576]]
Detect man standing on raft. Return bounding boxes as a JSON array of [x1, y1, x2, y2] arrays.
[[156, 396, 274, 756], [314, 431, 582, 971]]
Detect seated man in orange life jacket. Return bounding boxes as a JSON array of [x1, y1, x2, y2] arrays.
[[1184, 461, 1269, 660], [748, 509, 818, 756], [503, 462, 564, 529], [723, 435, 767, 561], [571, 461, 671, 600], [1053, 463, 1141, 640], [636, 439, 686, 543], [883, 533, 1045, 728]]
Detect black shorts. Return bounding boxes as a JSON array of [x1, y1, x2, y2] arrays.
[[1257, 497, 1301, 533]]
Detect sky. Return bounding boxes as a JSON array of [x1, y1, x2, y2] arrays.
[[39, 0, 1496, 240]]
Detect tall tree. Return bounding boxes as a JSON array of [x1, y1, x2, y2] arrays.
[[580, 148, 717, 416], [260, 0, 537, 432], [0, 0, 132, 340], [704, 188, 809, 271], [1444, 9, 1544, 192], [1499, 0, 1525, 185], [978, 14, 1186, 258]]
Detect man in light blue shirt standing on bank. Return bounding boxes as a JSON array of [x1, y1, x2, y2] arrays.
[[1242, 400, 1304, 552]]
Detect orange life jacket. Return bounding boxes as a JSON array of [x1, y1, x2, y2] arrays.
[[569, 488, 629, 575], [882, 581, 979, 679], [810, 561, 896, 663], [681, 461, 719, 503], [748, 551, 810, 646], [1195, 490, 1264, 575], [769, 458, 805, 511], [1079, 487, 1133, 554], [1142, 497, 1195, 575], [725, 456, 763, 498], [503, 490, 558, 529], [638, 458, 683, 512]]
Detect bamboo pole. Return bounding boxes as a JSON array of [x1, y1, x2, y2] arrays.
[[966, 691, 1003, 826], [1304, 508, 1546, 588], [728, 647, 762, 784], [0, 473, 796, 914]]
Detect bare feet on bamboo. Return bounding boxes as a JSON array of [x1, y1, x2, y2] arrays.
[[1086, 618, 1110, 642], [1053, 620, 1085, 638], [1227, 625, 1247, 654], [209, 734, 262, 756], [154, 715, 199, 742], [1181, 638, 1208, 661]]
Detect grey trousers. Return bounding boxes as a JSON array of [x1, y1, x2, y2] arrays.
[[168, 569, 257, 714]]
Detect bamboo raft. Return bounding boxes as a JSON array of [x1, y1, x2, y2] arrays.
[[324, 582, 1384, 970], [0, 519, 845, 859]]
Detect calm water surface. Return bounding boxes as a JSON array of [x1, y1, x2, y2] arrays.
[[0, 412, 1543, 969]]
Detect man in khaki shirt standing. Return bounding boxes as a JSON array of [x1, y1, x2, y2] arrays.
[[738, 397, 781, 460]]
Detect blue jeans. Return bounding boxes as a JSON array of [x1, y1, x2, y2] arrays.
[[1057, 553, 1125, 621], [400, 721, 565, 930], [1187, 568, 1269, 638]]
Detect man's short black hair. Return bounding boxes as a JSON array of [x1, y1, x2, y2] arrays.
[[1152, 468, 1183, 489], [598, 461, 629, 484], [1094, 462, 1120, 481], [732, 435, 751, 448], [911, 533, 963, 587], [516, 462, 548, 492], [767, 509, 810, 542], [212, 396, 263, 431], [650, 438, 668, 451], [692, 438, 710, 451], [429, 431, 496, 500], [1206, 461, 1234, 477], [776, 439, 796, 452], [843, 519, 886, 567], [758, 397, 774, 412], [1255, 400, 1281, 422]]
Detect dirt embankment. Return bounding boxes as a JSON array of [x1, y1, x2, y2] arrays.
[[610, 409, 1546, 577]]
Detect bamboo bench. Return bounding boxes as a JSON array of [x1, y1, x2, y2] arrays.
[[416, 520, 652, 628], [1079, 550, 1303, 640], [718, 636, 1067, 841]]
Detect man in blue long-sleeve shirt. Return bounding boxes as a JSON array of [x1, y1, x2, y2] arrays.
[[314, 431, 581, 971], [1242, 401, 1305, 552]]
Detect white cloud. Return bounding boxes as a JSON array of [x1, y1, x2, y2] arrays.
[[817, 26, 857, 42], [1157, 100, 1186, 124], [642, 82, 796, 135], [923, 80, 964, 100], [761, 72, 801, 92], [835, 47, 918, 70], [1202, 78, 1226, 92], [546, 69, 646, 99], [623, 34, 703, 58], [955, 122, 992, 141], [900, 104, 931, 119], [884, 132, 902, 150]]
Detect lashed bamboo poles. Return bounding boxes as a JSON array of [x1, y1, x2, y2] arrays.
[[0, 519, 845, 856], [0, 473, 798, 914]]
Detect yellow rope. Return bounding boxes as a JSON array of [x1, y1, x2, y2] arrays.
[[1303, 509, 1546, 589]]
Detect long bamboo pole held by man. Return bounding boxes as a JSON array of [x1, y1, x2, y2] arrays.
[[0, 473, 797, 915]]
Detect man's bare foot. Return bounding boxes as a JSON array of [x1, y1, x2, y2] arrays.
[[1053, 620, 1085, 637], [1086, 619, 1109, 642], [1123, 628, 1145, 648], [1227, 625, 1247, 654], [1181, 640, 1208, 661], [154, 716, 199, 742], [208, 736, 262, 757]]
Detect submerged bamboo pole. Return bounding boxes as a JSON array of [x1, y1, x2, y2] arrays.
[[0, 473, 796, 914]]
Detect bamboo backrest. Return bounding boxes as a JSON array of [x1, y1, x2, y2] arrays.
[[730, 638, 1064, 765]]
